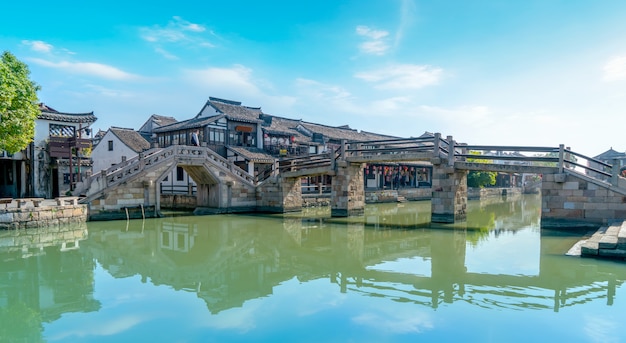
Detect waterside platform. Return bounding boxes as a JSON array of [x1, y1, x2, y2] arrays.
[[568, 220, 626, 260]]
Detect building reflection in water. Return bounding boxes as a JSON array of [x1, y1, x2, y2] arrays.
[[1, 194, 624, 341], [0, 223, 98, 342], [82, 195, 624, 315]]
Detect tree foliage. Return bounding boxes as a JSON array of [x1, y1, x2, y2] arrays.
[[0, 51, 40, 153], [467, 171, 496, 188], [466, 150, 497, 188]]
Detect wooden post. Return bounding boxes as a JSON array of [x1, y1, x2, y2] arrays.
[[558, 144, 565, 173], [612, 158, 619, 186], [433, 133, 441, 157], [447, 135, 455, 167], [340, 139, 347, 160]]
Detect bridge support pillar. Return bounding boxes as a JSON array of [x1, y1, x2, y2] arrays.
[[331, 162, 365, 217], [431, 164, 468, 223], [256, 177, 302, 213]]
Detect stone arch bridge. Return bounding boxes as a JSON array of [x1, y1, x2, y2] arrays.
[[83, 134, 626, 228]]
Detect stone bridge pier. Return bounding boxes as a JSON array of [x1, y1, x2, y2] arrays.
[[430, 161, 468, 223], [331, 161, 365, 217]]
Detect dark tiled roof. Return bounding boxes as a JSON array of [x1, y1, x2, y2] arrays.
[[38, 103, 97, 124], [150, 114, 178, 127], [154, 116, 223, 133], [205, 97, 263, 123], [227, 146, 275, 163], [594, 148, 626, 160], [110, 127, 150, 153]]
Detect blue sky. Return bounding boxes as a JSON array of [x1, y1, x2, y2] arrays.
[[2, 0, 626, 156]]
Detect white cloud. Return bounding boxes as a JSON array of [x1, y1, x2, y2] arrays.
[[22, 40, 53, 53], [154, 47, 179, 60], [355, 64, 443, 90], [184, 64, 259, 94], [356, 25, 390, 55], [295, 78, 352, 100], [28, 58, 140, 81], [603, 55, 626, 81], [352, 312, 433, 334], [140, 16, 215, 49], [395, 0, 416, 47], [172, 16, 205, 33]]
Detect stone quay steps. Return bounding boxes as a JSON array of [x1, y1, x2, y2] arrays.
[[574, 221, 626, 260]]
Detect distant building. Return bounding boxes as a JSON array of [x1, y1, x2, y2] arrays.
[[91, 127, 150, 173], [590, 147, 626, 177], [153, 97, 434, 192]]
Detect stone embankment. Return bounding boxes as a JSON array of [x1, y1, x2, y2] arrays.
[[570, 220, 626, 260], [0, 197, 87, 229]]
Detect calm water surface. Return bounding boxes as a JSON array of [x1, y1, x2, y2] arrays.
[[1, 194, 625, 342]]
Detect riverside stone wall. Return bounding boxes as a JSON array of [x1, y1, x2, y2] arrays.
[[160, 194, 197, 209], [541, 173, 626, 229], [0, 204, 88, 230]]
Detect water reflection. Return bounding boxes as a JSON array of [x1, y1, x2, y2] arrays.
[[83, 196, 622, 314], [1, 195, 625, 342], [0, 223, 98, 342]]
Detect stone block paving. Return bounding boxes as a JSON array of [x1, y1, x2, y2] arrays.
[[575, 220, 626, 260]]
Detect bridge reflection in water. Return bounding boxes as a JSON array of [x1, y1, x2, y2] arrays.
[[1, 194, 624, 341], [84, 194, 620, 314]]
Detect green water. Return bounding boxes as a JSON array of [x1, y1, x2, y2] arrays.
[[1, 194, 625, 342]]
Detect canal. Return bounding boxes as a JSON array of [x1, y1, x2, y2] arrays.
[[1, 194, 625, 342]]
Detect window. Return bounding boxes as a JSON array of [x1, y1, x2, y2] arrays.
[[108, 140, 113, 151], [176, 166, 184, 181], [207, 128, 225, 143], [49, 124, 75, 137]]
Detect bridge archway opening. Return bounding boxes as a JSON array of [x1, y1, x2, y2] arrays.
[[157, 163, 222, 210]]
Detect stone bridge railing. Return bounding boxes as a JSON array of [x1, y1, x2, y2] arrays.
[[270, 132, 625, 192], [85, 145, 255, 200]]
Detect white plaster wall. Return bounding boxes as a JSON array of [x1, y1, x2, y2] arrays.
[[91, 131, 139, 173]]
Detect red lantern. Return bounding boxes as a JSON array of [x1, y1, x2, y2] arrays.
[[291, 136, 296, 142]]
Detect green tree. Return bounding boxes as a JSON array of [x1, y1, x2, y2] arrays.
[[466, 150, 497, 188], [467, 171, 496, 188], [0, 51, 40, 153]]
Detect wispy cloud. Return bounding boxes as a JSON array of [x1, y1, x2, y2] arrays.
[[395, 0, 417, 47], [22, 40, 53, 53], [603, 55, 626, 81], [295, 78, 352, 100], [28, 58, 140, 81], [184, 64, 258, 94], [356, 25, 390, 55], [140, 16, 216, 59], [355, 64, 443, 90]]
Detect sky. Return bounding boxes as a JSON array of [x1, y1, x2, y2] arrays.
[[2, 0, 626, 157]]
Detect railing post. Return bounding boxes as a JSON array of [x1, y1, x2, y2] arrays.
[[101, 170, 108, 188], [433, 133, 441, 157], [447, 135, 454, 167], [558, 144, 565, 173], [612, 158, 619, 186], [340, 139, 347, 160], [138, 152, 145, 171]]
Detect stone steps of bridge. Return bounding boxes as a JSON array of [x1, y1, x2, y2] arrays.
[[577, 221, 626, 260]]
